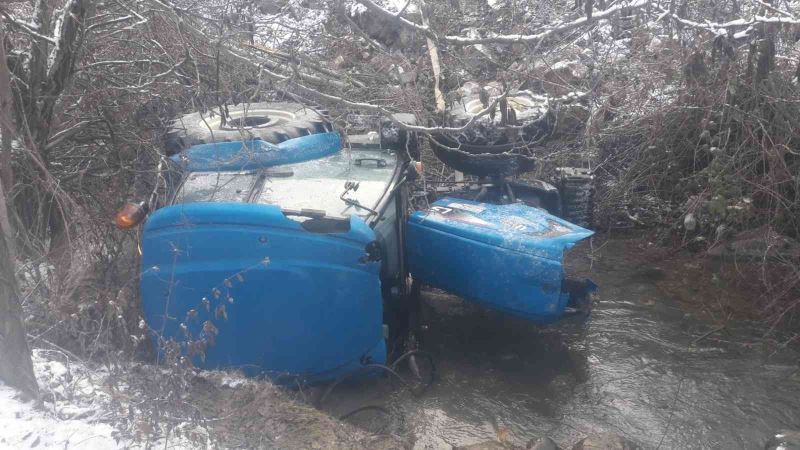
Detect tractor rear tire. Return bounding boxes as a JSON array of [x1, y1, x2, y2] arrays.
[[556, 167, 595, 229], [165, 102, 332, 154]]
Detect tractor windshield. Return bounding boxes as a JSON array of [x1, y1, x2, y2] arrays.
[[256, 148, 397, 219], [174, 171, 258, 204], [171, 148, 399, 219]]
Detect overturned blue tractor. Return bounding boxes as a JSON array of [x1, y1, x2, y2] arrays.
[[118, 102, 595, 384]]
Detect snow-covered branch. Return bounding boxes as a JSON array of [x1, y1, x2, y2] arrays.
[[354, 0, 651, 45], [656, 5, 800, 39], [77, 59, 171, 72], [442, 0, 651, 44], [0, 10, 58, 45], [86, 15, 138, 32]]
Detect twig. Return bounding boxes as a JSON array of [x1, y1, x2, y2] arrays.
[[655, 376, 684, 449], [27, 334, 86, 365], [692, 325, 725, 345]]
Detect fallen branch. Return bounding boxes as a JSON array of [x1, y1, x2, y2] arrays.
[[257, 62, 513, 134], [419, 0, 445, 114]]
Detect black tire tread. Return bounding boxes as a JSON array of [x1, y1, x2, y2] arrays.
[[431, 90, 554, 176], [558, 170, 595, 229], [165, 102, 332, 154]]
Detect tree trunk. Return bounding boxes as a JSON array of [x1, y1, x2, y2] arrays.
[[0, 131, 11, 195], [0, 181, 38, 396], [0, 19, 13, 195]]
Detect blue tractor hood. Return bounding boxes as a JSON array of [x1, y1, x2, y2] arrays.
[[410, 198, 593, 260], [170, 132, 341, 172], [407, 198, 594, 323]]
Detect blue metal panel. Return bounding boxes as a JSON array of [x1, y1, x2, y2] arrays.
[[406, 198, 593, 323], [140, 202, 385, 383], [170, 132, 342, 172]]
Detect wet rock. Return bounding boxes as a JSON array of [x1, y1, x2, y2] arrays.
[[527, 436, 560, 450], [572, 433, 639, 450], [765, 430, 800, 450]]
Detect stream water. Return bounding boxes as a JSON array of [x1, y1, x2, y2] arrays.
[[320, 236, 800, 449]]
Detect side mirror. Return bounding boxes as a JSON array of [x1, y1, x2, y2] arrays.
[[115, 201, 149, 229]]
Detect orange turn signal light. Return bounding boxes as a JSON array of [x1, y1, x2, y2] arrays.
[[115, 202, 148, 230]]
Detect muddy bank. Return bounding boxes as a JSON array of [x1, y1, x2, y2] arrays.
[[184, 373, 409, 449], [566, 231, 794, 326]]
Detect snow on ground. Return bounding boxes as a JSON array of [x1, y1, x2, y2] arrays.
[[0, 349, 210, 449], [0, 348, 123, 449], [0, 381, 121, 450]]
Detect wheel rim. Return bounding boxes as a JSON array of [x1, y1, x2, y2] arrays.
[[462, 95, 546, 118]]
